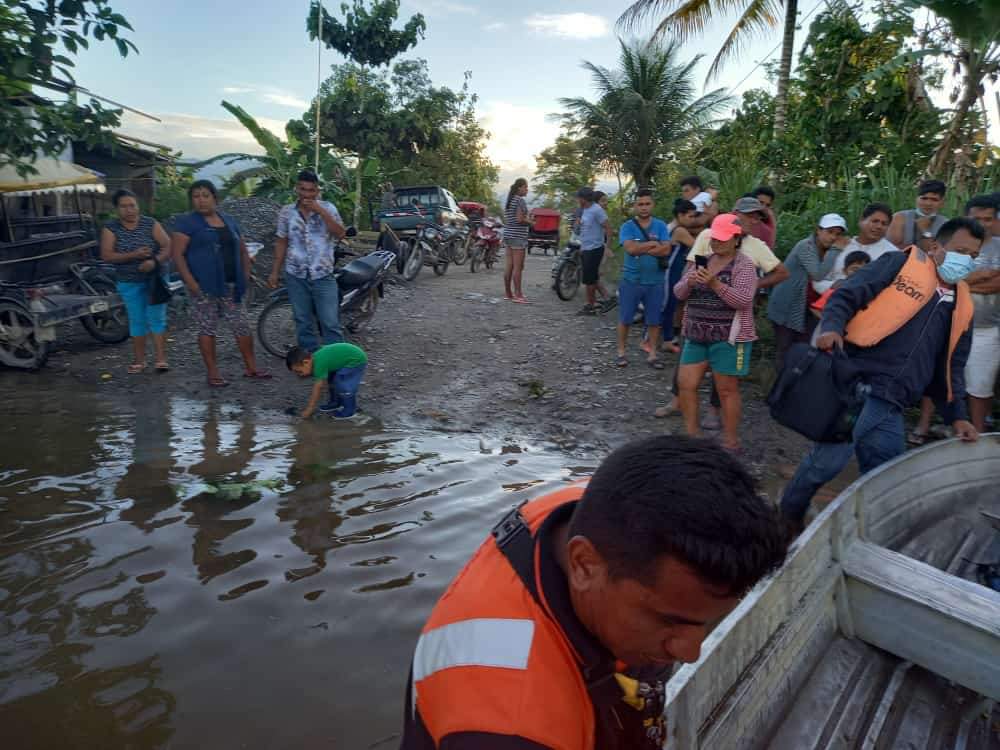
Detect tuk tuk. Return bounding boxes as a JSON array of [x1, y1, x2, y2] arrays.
[[0, 159, 128, 370], [527, 208, 560, 255]]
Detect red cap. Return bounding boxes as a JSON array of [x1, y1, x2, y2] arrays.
[[709, 213, 743, 241]]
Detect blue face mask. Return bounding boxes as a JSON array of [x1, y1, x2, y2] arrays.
[[937, 251, 975, 283]]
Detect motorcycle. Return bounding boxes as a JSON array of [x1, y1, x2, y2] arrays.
[[256, 228, 396, 358], [469, 217, 503, 273], [551, 231, 583, 301], [379, 224, 423, 282], [414, 221, 455, 276]]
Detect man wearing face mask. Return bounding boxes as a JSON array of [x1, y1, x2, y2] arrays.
[[780, 218, 983, 534]]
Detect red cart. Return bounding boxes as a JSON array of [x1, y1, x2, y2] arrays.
[[527, 208, 560, 255]]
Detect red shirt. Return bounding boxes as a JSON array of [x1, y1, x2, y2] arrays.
[[750, 215, 775, 249]]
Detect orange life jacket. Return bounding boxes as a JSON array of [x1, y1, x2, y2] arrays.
[[844, 246, 973, 401], [410, 485, 597, 750]]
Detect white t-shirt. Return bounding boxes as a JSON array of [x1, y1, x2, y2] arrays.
[[812, 237, 900, 293], [687, 228, 782, 273]]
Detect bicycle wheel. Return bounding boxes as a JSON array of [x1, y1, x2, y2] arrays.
[[256, 296, 297, 358]]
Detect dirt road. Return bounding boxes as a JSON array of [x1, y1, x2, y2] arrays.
[[1, 248, 810, 498]]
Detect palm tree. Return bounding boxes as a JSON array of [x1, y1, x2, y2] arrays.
[[617, 0, 799, 137], [558, 39, 730, 189]]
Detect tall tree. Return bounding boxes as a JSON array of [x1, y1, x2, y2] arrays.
[[559, 39, 729, 189], [534, 133, 600, 212], [308, 0, 425, 224], [1, 0, 137, 175], [617, 0, 799, 137]]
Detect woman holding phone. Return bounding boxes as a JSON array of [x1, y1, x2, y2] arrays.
[[673, 214, 758, 452]]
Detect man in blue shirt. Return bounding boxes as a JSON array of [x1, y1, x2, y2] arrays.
[[269, 169, 347, 351], [617, 189, 672, 368], [576, 187, 610, 314]]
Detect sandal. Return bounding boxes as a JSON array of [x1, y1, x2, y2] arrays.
[[661, 341, 681, 354], [906, 430, 930, 447], [207, 377, 229, 388], [639, 339, 653, 354], [243, 371, 272, 380], [154, 361, 170, 373], [513, 297, 531, 304], [615, 355, 628, 367], [647, 359, 665, 370], [654, 404, 680, 418], [127, 363, 145, 374]]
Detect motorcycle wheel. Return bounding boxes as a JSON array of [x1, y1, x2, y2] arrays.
[[0, 300, 49, 369], [433, 259, 449, 276], [554, 260, 581, 301], [256, 295, 297, 359], [451, 236, 469, 265], [469, 241, 483, 273], [485, 248, 497, 270], [75, 272, 130, 343], [344, 288, 379, 335], [402, 242, 423, 281]]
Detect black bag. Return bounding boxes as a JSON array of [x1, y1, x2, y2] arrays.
[[148, 261, 172, 305], [767, 343, 863, 443], [630, 218, 670, 270]]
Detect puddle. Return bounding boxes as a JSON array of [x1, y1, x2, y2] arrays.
[[0, 392, 596, 748]]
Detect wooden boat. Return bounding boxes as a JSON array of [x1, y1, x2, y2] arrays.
[[664, 434, 1000, 749]]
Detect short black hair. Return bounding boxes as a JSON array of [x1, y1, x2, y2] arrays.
[[297, 169, 320, 185], [112, 188, 138, 207], [673, 198, 697, 216], [861, 202, 892, 221], [965, 194, 998, 216], [568, 436, 787, 596], [285, 345, 311, 370], [592, 190, 606, 202], [188, 179, 218, 201], [680, 176, 703, 191], [753, 185, 776, 201], [917, 179, 946, 197], [843, 250, 871, 267], [936, 216, 986, 245], [635, 187, 654, 200]]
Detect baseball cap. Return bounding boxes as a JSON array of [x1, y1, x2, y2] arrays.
[[691, 191, 713, 213], [817, 213, 848, 230], [733, 196, 767, 215], [575, 187, 595, 201], [709, 213, 744, 242]]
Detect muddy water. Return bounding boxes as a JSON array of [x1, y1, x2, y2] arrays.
[[0, 393, 595, 749]]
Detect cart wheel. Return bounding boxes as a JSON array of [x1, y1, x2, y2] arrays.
[[0, 301, 49, 369], [76, 273, 129, 344]]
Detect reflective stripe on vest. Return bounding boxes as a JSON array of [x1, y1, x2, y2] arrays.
[[414, 618, 535, 684], [844, 246, 973, 401]]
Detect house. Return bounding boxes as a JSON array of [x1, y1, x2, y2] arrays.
[[72, 133, 173, 212]]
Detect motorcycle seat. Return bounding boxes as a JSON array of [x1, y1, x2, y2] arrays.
[[336, 254, 382, 288]]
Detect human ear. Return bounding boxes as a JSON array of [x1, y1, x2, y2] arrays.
[[566, 536, 608, 593]]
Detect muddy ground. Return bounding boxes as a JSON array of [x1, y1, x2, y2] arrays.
[[2, 247, 819, 500]]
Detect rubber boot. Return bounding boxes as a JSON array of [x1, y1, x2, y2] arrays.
[[318, 389, 342, 414], [332, 392, 357, 419]]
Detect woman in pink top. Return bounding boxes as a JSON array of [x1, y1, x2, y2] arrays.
[[673, 214, 759, 452]]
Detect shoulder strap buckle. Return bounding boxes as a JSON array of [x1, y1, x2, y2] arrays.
[[491, 502, 530, 549]]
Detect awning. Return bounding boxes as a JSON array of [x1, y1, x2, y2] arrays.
[[0, 158, 105, 196]]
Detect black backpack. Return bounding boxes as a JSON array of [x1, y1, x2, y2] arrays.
[[767, 343, 864, 443]]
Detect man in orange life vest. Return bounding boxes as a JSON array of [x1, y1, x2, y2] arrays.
[[780, 217, 984, 529], [399, 436, 787, 750]]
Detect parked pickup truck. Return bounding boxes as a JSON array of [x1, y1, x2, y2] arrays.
[[374, 185, 467, 235]]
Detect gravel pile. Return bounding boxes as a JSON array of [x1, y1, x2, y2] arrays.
[[164, 197, 283, 270]]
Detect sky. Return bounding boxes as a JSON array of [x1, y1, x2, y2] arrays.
[[67, 0, 997, 192]]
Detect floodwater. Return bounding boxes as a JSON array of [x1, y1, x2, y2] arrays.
[[0, 393, 596, 749]]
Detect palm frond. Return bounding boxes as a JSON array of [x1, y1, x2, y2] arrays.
[[617, 0, 685, 33], [704, 0, 784, 81]]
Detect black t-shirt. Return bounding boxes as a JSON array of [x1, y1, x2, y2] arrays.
[[216, 224, 237, 283]]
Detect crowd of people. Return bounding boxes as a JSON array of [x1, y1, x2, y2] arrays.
[[103, 169, 366, 418]]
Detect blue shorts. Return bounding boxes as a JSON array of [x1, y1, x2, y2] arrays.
[[116, 280, 167, 338], [618, 281, 665, 326]]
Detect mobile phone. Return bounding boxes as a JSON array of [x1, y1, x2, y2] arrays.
[[695, 255, 709, 269]]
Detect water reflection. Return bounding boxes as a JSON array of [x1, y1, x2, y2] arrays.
[[0, 392, 595, 748]]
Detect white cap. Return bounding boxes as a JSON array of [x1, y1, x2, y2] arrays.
[[691, 191, 713, 212], [818, 213, 847, 230]]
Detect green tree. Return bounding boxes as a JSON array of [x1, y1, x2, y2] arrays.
[[308, 0, 425, 224], [617, 0, 800, 137], [1, 0, 137, 175], [559, 39, 729, 189], [534, 133, 599, 212]]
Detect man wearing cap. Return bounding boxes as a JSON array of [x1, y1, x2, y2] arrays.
[[576, 187, 611, 314], [767, 213, 847, 370]]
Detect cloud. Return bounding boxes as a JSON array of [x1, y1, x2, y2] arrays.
[[221, 86, 255, 95], [483, 21, 506, 32], [478, 101, 561, 185], [524, 13, 609, 40], [261, 92, 310, 109], [115, 111, 288, 159]]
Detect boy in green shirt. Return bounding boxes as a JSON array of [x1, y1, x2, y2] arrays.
[[285, 342, 368, 419]]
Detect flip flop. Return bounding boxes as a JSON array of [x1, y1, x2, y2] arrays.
[[647, 359, 665, 370], [127, 363, 145, 374], [513, 297, 531, 304], [207, 377, 229, 388], [615, 355, 628, 367], [154, 361, 170, 373], [243, 371, 273, 380], [906, 430, 931, 447], [654, 404, 680, 418]]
